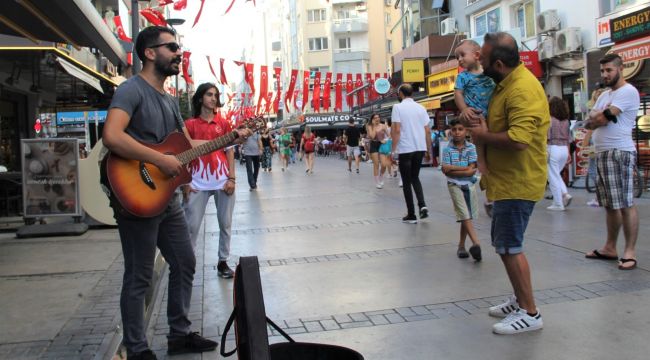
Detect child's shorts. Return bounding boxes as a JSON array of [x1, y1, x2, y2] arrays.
[[447, 182, 478, 222]]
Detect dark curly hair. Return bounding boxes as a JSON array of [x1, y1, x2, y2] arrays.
[[192, 83, 221, 118], [548, 96, 569, 121]]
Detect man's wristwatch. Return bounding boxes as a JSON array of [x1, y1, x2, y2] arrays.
[[603, 108, 617, 123]]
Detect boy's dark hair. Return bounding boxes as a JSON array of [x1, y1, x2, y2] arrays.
[[398, 83, 413, 97], [449, 118, 463, 127], [548, 96, 569, 121], [483, 32, 520, 68], [135, 26, 176, 64], [599, 53, 623, 67], [192, 83, 220, 118]]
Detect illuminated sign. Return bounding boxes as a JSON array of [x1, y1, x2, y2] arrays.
[[426, 68, 458, 96], [610, 7, 650, 43], [402, 59, 425, 83]]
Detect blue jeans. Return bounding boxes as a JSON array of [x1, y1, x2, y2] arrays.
[[115, 195, 195, 354], [491, 199, 536, 255]]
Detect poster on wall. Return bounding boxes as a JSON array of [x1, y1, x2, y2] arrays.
[[572, 127, 592, 177], [21, 139, 81, 217]]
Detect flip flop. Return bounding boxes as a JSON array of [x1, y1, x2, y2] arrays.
[[585, 249, 618, 260], [618, 258, 637, 270]]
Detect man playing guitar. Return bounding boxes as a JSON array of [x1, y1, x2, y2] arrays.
[[102, 26, 251, 360]]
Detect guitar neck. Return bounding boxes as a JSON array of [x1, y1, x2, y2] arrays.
[[177, 131, 238, 165]]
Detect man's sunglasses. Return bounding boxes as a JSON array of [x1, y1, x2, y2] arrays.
[[149, 42, 181, 52]]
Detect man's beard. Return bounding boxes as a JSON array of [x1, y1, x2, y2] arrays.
[[603, 71, 620, 87], [483, 63, 504, 83], [154, 57, 180, 77]]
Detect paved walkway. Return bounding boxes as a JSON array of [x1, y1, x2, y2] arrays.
[[2, 154, 650, 359]]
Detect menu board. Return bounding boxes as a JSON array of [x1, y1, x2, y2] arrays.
[[21, 139, 80, 217], [572, 127, 593, 177]]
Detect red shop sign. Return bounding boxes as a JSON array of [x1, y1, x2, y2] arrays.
[[520, 51, 543, 78]]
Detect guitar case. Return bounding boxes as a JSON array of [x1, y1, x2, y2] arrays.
[[220, 256, 364, 360]]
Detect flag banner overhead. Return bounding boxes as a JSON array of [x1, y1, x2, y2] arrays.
[[323, 72, 332, 111], [312, 71, 321, 113], [302, 70, 310, 112], [335, 73, 343, 112]]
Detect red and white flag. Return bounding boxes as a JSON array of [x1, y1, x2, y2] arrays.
[[335, 73, 343, 112], [301, 70, 310, 112], [206, 56, 217, 81], [140, 8, 167, 27], [355, 73, 364, 106], [346, 74, 354, 109], [182, 51, 193, 84], [113, 16, 131, 42], [273, 67, 282, 113], [220, 58, 228, 85], [367, 73, 376, 101], [285, 69, 298, 110], [244, 63, 255, 95], [312, 72, 321, 113], [173, 0, 188, 11], [257, 65, 268, 114], [323, 72, 332, 111]]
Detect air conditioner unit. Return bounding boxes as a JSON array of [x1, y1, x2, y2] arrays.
[[537, 9, 561, 34], [539, 35, 555, 61], [441, 18, 457, 36], [555, 27, 582, 55]]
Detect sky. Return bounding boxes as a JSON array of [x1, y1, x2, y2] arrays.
[[169, 0, 267, 87]]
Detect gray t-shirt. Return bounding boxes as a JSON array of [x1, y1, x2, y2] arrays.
[[241, 133, 261, 156], [108, 75, 183, 143]]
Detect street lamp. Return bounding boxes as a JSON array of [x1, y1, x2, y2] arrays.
[[166, 19, 185, 99]]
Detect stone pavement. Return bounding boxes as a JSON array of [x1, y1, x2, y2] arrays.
[[1, 154, 650, 359]]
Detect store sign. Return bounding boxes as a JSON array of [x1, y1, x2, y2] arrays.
[[419, 99, 441, 110], [403, 59, 425, 83], [597, 14, 616, 47], [56, 111, 107, 126], [519, 51, 543, 78], [426, 68, 458, 96], [610, 7, 650, 43], [374, 78, 390, 94], [611, 36, 650, 62], [304, 113, 352, 124], [21, 139, 81, 217]]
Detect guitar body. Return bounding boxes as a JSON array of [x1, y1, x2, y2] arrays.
[[104, 132, 192, 218]]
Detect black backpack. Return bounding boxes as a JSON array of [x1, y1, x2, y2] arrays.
[[220, 256, 364, 360]]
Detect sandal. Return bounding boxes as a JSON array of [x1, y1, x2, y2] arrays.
[[618, 258, 637, 270], [585, 249, 618, 260], [469, 245, 482, 262], [457, 247, 469, 259]]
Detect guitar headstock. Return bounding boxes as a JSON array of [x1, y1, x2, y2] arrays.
[[239, 116, 267, 133]]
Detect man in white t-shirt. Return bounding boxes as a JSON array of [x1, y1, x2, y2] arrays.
[[391, 84, 432, 223], [584, 53, 640, 270]]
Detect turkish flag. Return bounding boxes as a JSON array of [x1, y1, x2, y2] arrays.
[[220, 58, 228, 85], [302, 70, 310, 112], [244, 63, 255, 95], [323, 72, 332, 111], [265, 92, 274, 114], [182, 51, 193, 84], [356, 73, 364, 106], [206, 56, 217, 81], [173, 0, 188, 11], [367, 73, 376, 101], [193, 0, 207, 27], [158, 0, 174, 6], [335, 73, 343, 112], [312, 72, 321, 112], [257, 65, 268, 114], [273, 67, 282, 113], [285, 69, 298, 110], [293, 90, 300, 110], [346, 73, 354, 109], [113, 16, 131, 42], [140, 8, 167, 27]]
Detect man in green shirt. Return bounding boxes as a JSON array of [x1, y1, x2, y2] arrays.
[[468, 32, 549, 335]]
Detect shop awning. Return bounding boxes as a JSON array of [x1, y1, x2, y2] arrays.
[[417, 92, 455, 110], [0, 0, 127, 66], [57, 57, 103, 94]]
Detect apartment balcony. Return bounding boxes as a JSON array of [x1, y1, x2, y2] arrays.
[[332, 17, 368, 34], [334, 48, 370, 62]]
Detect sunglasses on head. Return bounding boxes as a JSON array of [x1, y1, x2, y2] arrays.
[[149, 42, 181, 52]]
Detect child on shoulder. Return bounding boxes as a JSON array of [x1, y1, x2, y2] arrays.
[[453, 39, 496, 217], [442, 119, 481, 261]]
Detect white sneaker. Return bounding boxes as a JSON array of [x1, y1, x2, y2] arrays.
[[587, 199, 599, 207], [488, 295, 519, 318], [563, 194, 573, 208], [546, 204, 565, 211], [398, 179, 403, 187], [376, 183, 383, 189], [492, 309, 543, 335]]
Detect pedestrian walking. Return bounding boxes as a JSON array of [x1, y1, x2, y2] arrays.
[[391, 83, 432, 224], [242, 130, 262, 191], [344, 118, 361, 173], [546, 96, 573, 211], [584, 53, 641, 270], [101, 27, 249, 359], [260, 129, 273, 172], [300, 125, 317, 174], [278, 127, 291, 171], [468, 32, 549, 335], [441, 119, 481, 261], [366, 114, 390, 188]]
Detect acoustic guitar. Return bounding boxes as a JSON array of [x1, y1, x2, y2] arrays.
[[101, 116, 266, 218]]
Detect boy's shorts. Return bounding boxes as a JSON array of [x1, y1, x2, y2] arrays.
[[447, 182, 478, 221], [491, 199, 535, 255], [346, 146, 360, 157]]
